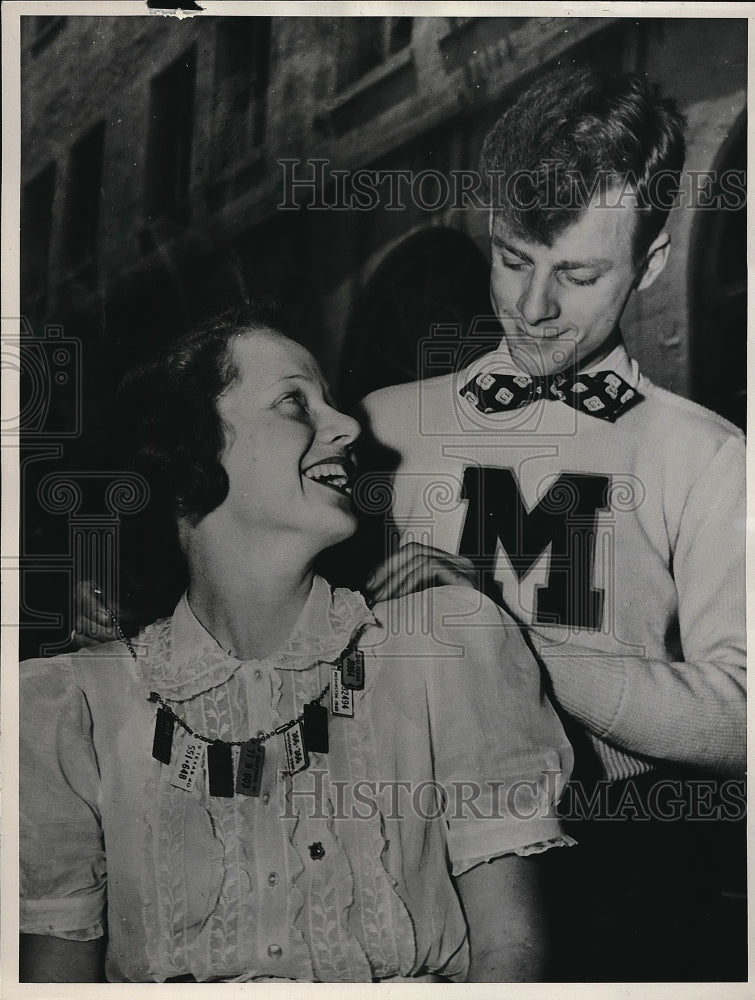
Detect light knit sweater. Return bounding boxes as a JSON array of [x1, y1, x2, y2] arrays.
[[361, 342, 746, 780]]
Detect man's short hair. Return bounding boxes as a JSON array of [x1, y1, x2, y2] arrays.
[[481, 65, 687, 260]]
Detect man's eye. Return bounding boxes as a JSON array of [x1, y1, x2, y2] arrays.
[[500, 256, 527, 271], [563, 273, 600, 287]]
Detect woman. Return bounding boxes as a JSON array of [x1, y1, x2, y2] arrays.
[[20, 310, 574, 982]]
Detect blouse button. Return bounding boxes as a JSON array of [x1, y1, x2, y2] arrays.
[[267, 871, 279, 886], [253, 669, 263, 681], [262, 791, 270, 805], [267, 944, 282, 959]]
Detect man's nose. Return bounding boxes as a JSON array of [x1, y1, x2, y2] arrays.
[[517, 272, 561, 328]]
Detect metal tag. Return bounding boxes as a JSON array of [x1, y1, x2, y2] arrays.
[[236, 741, 265, 797], [302, 701, 329, 753], [207, 741, 235, 797], [331, 666, 354, 717], [169, 732, 204, 792], [341, 649, 364, 690], [152, 706, 175, 765], [282, 721, 309, 775]]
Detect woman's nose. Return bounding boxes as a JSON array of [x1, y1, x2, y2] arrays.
[[323, 405, 360, 446]]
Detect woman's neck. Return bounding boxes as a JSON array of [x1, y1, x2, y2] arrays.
[[181, 521, 316, 661]]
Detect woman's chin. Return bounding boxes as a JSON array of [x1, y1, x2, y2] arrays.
[[307, 507, 359, 553]]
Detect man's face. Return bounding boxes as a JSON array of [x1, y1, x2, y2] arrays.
[[489, 190, 661, 376]]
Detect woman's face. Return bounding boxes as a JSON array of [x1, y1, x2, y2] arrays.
[[214, 330, 360, 551]]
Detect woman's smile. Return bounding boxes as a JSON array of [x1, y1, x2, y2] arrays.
[[302, 455, 355, 497]]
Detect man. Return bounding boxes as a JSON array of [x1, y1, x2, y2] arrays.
[[358, 66, 746, 979]]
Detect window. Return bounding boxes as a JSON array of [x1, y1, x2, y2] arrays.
[[336, 17, 412, 92], [21, 162, 57, 305], [213, 18, 271, 172], [439, 15, 533, 74], [339, 229, 490, 403], [143, 47, 196, 224], [61, 122, 105, 269]]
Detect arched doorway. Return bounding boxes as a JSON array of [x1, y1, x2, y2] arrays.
[[339, 227, 491, 403], [689, 113, 746, 430]]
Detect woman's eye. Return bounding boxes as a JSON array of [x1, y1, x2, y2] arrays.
[[277, 392, 307, 413], [500, 256, 526, 271]]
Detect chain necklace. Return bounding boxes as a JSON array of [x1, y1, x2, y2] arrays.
[[146, 686, 330, 749], [93, 588, 365, 797]]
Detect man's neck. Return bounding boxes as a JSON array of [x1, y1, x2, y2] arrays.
[[571, 329, 623, 373]]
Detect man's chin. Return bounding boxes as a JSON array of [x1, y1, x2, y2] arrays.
[[505, 337, 575, 378]]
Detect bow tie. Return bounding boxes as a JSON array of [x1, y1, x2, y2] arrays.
[[460, 368, 643, 422]]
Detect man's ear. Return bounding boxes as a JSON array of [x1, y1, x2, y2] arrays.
[[636, 231, 671, 291]]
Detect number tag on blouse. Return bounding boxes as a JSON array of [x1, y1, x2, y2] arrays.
[[341, 649, 364, 689], [169, 731, 204, 793], [282, 721, 309, 774], [331, 666, 354, 717], [236, 741, 265, 797]]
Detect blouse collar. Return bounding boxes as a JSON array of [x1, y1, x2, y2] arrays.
[[141, 575, 377, 702]]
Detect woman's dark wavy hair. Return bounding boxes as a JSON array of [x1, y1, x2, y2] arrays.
[[113, 302, 288, 620], [481, 65, 687, 261]]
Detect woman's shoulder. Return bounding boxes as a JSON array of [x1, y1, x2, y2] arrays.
[[365, 585, 512, 657], [372, 583, 507, 624], [20, 641, 136, 703], [22, 639, 130, 673], [21, 616, 171, 695]]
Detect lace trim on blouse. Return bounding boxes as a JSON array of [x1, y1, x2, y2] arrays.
[[139, 579, 376, 701], [286, 656, 417, 982], [137, 579, 381, 981]]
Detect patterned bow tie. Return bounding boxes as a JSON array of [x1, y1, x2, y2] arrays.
[[460, 368, 643, 422]]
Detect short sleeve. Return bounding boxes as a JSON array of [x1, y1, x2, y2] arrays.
[[377, 587, 575, 876], [20, 657, 107, 939]]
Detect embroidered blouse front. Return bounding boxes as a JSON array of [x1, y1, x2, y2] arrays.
[[20, 579, 574, 982]]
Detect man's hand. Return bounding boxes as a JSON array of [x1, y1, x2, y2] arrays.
[[71, 580, 117, 648], [363, 542, 478, 606]]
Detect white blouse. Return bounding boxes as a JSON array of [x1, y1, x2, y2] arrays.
[[20, 578, 574, 982]]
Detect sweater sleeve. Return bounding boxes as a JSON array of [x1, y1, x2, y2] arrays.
[[534, 434, 746, 775], [20, 657, 107, 939]]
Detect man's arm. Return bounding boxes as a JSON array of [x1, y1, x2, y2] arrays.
[[535, 434, 746, 775], [537, 642, 745, 774]]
